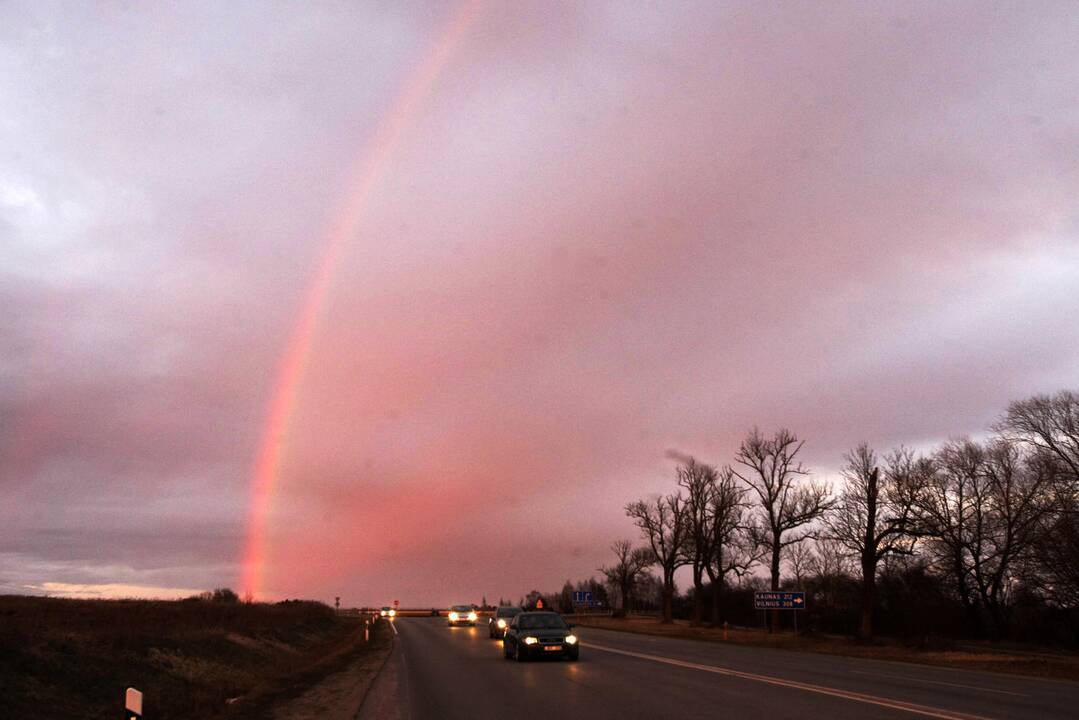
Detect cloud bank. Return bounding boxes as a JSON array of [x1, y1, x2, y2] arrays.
[[1, 1, 1077, 604]]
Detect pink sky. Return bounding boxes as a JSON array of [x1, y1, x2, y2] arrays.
[[1, 1, 1077, 605]]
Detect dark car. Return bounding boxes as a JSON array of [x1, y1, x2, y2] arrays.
[[502, 611, 579, 661], [488, 606, 521, 638], [447, 604, 478, 626]]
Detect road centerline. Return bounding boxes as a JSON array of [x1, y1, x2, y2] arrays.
[[587, 642, 994, 720], [849, 669, 1027, 697]]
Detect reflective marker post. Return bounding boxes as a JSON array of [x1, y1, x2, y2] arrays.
[[124, 687, 143, 719]]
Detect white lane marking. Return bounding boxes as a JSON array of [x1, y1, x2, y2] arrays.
[[390, 619, 399, 635], [850, 669, 1027, 697], [587, 643, 993, 720]]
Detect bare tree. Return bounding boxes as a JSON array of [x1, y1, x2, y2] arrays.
[[995, 391, 1079, 609], [626, 493, 690, 623], [828, 444, 924, 641], [677, 458, 719, 626], [996, 390, 1079, 483], [599, 540, 654, 616], [975, 439, 1055, 634], [705, 465, 756, 626], [784, 540, 815, 588], [918, 437, 1054, 637], [917, 439, 984, 633], [733, 428, 831, 630]]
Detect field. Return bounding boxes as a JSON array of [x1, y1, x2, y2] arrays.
[[0, 595, 392, 719], [574, 615, 1079, 681]]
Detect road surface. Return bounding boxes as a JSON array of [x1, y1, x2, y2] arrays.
[[357, 617, 1078, 719]]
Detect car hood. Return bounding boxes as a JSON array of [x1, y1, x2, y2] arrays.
[[516, 628, 571, 638]]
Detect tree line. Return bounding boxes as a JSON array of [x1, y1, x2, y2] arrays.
[[592, 390, 1079, 645]]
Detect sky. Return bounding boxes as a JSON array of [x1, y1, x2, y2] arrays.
[[1, 1, 1077, 606]]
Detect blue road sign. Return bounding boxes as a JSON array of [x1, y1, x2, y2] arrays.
[[572, 591, 594, 606], [754, 591, 806, 610]]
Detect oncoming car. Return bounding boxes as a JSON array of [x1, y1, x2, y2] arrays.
[[379, 606, 396, 618], [447, 604, 478, 626], [488, 605, 521, 638], [502, 611, 579, 661]]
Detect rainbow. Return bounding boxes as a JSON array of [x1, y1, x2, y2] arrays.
[[239, 0, 482, 600]]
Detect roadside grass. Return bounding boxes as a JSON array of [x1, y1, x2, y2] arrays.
[[573, 615, 1079, 682], [0, 595, 391, 719]]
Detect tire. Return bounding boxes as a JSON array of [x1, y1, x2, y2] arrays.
[[503, 640, 514, 659], [515, 642, 527, 662], [567, 648, 579, 662]]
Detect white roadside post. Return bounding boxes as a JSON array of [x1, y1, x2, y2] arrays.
[[124, 687, 143, 719]]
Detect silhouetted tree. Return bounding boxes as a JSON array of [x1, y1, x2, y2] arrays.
[[827, 444, 924, 640], [211, 588, 239, 603], [599, 540, 654, 616], [734, 428, 831, 631], [678, 458, 719, 626], [705, 465, 756, 626], [626, 493, 690, 623]]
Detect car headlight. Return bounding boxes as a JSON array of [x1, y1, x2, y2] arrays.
[[389, 609, 396, 617], [468, 612, 478, 621], [565, 634, 577, 644], [496, 619, 506, 629], [523, 636, 538, 645], [449, 612, 459, 621], [380, 610, 386, 616]]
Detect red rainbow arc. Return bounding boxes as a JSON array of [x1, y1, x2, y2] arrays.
[[239, 0, 482, 600]]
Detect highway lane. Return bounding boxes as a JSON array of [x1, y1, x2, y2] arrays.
[[357, 617, 1079, 720]]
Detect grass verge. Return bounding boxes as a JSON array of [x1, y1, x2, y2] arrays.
[[0, 595, 391, 719]]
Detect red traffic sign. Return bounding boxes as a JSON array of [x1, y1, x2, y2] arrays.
[[393, 599, 399, 607]]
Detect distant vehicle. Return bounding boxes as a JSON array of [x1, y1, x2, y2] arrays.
[[488, 606, 521, 638], [447, 604, 478, 626], [379, 606, 396, 618], [430, 608, 440, 616], [502, 611, 579, 661]]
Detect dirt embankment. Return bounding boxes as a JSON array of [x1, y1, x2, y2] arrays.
[[0, 595, 392, 719], [575, 615, 1079, 681]]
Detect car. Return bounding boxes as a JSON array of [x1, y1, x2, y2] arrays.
[[379, 606, 396, 618], [502, 611, 579, 661], [447, 604, 478, 626], [488, 606, 522, 638], [430, 608, 440, 616]]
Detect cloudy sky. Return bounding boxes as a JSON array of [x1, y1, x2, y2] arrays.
[[1, 1, 1077, 605]]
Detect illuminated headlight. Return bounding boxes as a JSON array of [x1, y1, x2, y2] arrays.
[[389, 609, 396, 617], [449, 612, 459, 621], [496, 619, 507, 629], [380, 610, 387, 617], [467, 611, 478, 622], [523, 636, 538, 645], [565, 634, 578, 645]]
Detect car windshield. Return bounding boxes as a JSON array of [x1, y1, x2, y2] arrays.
[[518, 614, 568, 630], [451, 605, 472, 612], [496, 607, 521, 618]]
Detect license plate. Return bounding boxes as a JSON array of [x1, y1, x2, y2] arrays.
[[544, 645, 562, 651]]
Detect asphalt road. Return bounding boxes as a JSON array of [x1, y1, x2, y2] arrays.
[[357, 617, 1079, 720]]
